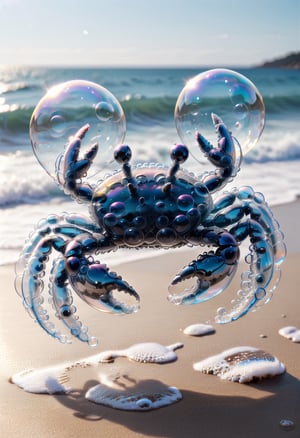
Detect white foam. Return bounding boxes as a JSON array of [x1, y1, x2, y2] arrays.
[[193, 346, 285, 383], [11, 363, 72, 394], [85, 342, 184, 365], [183, 323, 215, 337], [85, 373, 182, 411], [279, 326, 300, 343]]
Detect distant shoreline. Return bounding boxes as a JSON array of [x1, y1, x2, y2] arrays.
[[259, 52, 300, 69]]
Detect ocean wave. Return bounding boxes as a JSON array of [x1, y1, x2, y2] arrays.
[[0, 81, 39, 95], [0, 177, 63, 207], [245, 130, 300, 163], [0, 92, 299, 138], [1, 131, 300, 209]]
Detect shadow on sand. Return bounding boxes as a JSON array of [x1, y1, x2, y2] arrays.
[[52, 372, 300, 438]]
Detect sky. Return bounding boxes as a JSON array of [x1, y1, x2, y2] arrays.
[[0, 0, 299, 67]]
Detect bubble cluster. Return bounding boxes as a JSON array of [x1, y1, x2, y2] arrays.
[[30, 80, 125, 183], [92, 167, 211, 247], [175, 68, 265, 160]]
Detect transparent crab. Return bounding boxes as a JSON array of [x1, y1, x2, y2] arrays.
[[15, 76, 286, 346]]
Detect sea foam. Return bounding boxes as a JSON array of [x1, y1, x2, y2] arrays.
[[86, 375, 182, 411], [193, 346, 285, 383]]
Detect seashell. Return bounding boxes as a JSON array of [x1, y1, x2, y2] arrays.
[[278, 326, 300, 343], [183, 323, 215, 336]]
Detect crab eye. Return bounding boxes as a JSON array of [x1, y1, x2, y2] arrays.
[[114, 144, 132, 163], [170, 144, 189, 163]]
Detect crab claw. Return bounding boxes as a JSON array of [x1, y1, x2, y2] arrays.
[[197, 113, 235, 167], [62, 124, 99, 201], [168, 251, 238, 306], [70, 263, 140, 315], [196, 113, 241, 193]]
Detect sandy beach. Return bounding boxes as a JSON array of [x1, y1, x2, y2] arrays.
[[1, 201, 299, 438]]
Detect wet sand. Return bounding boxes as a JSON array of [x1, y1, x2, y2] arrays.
[[1, 202, 299, 437]]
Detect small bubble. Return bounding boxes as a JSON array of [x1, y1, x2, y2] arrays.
[[88, 337, 98, 347], [50, 114, 66, 136], [110, 201, 126, 217], [136, 398, 152, 409], [234, 102, 248, 120], [177, 194, 194, 211], [255, 287, 266, 300], [279, 419, 295, 431], [95, 101, 114, 121]]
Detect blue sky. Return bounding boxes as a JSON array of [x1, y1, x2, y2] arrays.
[[0, 0, 299, 66]]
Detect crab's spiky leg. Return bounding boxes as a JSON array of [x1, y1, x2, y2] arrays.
[[168, 185, 286, 322], [197, 113, 242, 193], [212, 185, 286, 322], [16, 212, 140, 344], [50, 258, 98, 346]]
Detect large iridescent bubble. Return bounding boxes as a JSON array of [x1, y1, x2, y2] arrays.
[[30, 80, 125, 183], [175, 69, 265, 163]]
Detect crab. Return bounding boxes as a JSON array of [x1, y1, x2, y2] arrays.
[[16, 114, 286, 346]]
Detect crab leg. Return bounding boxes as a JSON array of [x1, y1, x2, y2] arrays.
[[16, 212, 140, 344], [169, 185, 286, 323], [50, 258, 98, 345], [18, 236, 72, 343]]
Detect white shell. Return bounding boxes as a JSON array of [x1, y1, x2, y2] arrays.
[[279, 326, 300, 342], [183, 323, 215, 336]]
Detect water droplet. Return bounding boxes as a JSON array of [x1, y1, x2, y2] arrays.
[[279, 419, 295, 431], [255, 287, 266, 300]]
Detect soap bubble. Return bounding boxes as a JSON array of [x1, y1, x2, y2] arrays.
[[30, 80, 126, 183], [175, 69, 265, 163]]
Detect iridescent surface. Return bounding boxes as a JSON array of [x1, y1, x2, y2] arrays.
[[30, 80, 125, 182], [175, 68, 265, 162], [16, 71, 286, 347]]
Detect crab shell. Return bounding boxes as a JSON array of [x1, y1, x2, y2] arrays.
[[90, 166, 213, 248]]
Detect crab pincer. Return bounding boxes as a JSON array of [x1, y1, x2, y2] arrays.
[[63, 124, 99, 200]]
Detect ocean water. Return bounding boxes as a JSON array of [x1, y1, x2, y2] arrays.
[[0, 66, 299, 265]]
